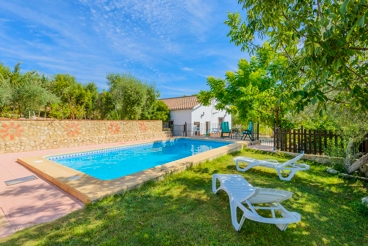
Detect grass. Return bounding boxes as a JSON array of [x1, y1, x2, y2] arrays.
[[1, 149, 368, 245]]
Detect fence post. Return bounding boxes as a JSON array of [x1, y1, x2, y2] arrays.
[[274, 123, 277, 151], [184, 122, 187, 137], [297, 127, 301, 153], [301, 125, 304, 153], [256, 123, 259, 140], [280, 128, 283, 151], [293, 129, 296, 153], [288, 129, 292, 152], [313, 130, 317, 154]]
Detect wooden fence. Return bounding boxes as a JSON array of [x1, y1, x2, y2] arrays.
[[274, 126, 341, 155], [274, 126, 368, 155]]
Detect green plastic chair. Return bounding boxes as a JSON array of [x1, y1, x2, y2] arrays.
[[241, 122, 253, 140], [221, 122, 231, 138]]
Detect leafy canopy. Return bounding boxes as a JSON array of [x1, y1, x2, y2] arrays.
[[198, 44, 290, 128], [226, 0, 368, 113], [107, 73, 159, 120]]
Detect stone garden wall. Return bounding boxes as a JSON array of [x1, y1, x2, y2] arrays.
[[0, 120, 171, 153]]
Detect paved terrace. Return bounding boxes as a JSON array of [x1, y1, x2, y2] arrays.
[[0, 137, 254, 238]]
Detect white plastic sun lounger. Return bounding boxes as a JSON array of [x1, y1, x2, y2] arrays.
[[212, 174, 301, 231], [233, 152, 310, 181]]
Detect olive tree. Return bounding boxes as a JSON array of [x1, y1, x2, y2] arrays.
[[107, 73, 158, 120]]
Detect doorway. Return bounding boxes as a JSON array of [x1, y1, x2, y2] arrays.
[[218, 117, 224, 129], [206, 121, 210, 135]]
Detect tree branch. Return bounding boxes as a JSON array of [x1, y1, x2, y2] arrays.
[[316, 0, 321, 20], [281, 45, 306, 74], [323, 87, 337, 94], [281, 10, 306, 38], [348, 47, 368, 51], [345, 65, 368, 86], [325, 97, 347, 104]]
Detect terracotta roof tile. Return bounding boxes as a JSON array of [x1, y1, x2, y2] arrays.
[[160, 96, 200, 110]]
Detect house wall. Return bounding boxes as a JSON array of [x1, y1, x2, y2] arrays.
[[169, 110, 192, 125], [168, 101, 232, 136], [0, 120, 170, 153], [192, 108, 231, 134], [192, 101, 232, 135]]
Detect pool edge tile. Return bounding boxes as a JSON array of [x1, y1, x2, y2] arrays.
[[17, 139, 247, 204]]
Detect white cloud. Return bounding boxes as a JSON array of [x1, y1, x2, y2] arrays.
[[0, 0, 247, 97]]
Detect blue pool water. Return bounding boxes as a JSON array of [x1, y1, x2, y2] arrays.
[[47, 138, 231, 180]]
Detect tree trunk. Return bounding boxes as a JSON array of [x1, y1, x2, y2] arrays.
[[347, 153, 368, 174], [344, 138, 354, 169]]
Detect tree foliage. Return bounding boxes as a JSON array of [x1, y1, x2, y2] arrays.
[[151, 100, 170, 122], [198, 44, 290, 128], [226, 0, 368, 112], [225, 0, 368, 173], [0, 75, 12, 112], [107, 73, 159, 120], [12, 72, 59, 117], [0, 63, 165, 121], [49, 74, 89, 119]]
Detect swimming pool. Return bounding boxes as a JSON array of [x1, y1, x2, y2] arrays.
[[47, 138, 231, 180]]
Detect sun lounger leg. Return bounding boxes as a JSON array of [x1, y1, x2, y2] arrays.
[[212, 175, 220, 194], [235, 159, 258, 172], [276, 169, 298, 181], [230, 199, 247, 231]]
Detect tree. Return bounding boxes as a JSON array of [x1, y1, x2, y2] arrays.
[[98, 91, 115, 120], [50, 74, 88, 119], [107, 73, 158, 120], [0, 76, 12, 115], [0, 63, 59, 118], [226, 0, 368, 112], [226, 0, 368, 173], [140, 84, 160, 120], [84, 82, 100, 119], [0, 63, 12, 79], [151, 100, 170, 122], [12, 71, 59, 117], [198, 44, 290, 128]]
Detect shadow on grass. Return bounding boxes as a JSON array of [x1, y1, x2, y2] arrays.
[[1, 149, 368, 245]]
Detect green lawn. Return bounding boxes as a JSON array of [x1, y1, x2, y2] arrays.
[[1, 149, 367, 246]]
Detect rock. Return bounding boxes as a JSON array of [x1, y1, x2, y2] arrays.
[[338, 173, 350, 178], [326, 167, 339, 174], [362, 197, 368, 207]]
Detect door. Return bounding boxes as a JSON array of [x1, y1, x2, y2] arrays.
[[218, 117, 224, 129], [193, 121, 200, 135]]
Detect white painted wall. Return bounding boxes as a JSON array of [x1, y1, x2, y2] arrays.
[[169, 110, 192, 125], [192, 101, 232, 135], [169, 100, 232, 136]]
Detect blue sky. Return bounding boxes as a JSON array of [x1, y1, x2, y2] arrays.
[[0, 0, 250, 99]]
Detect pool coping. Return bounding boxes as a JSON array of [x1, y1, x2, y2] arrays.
[[17, 137, 246, 204]]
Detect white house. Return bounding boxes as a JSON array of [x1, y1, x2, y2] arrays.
[[160, 95, 232, 136]]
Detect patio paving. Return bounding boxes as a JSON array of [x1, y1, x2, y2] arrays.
[[246, 144, 275, 152], [0, 139, 168, 238], [0, 137, 247, 238]]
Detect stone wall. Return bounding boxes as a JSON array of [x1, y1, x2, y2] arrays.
[[0, 120, 171, 153]]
